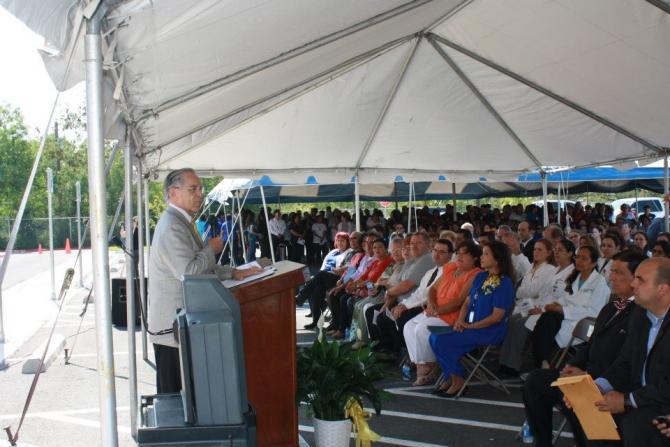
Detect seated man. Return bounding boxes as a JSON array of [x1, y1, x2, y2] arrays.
[[587, 257, 670, 446], [370, 233, 446, 353], [523, 250, 645, 447]]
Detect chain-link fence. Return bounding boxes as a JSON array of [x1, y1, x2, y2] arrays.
[[0, 216, 105, 251]]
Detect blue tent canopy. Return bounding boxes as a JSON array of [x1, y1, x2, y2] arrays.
[[210, 167, 666, 205]]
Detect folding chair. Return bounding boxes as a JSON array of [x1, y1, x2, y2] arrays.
[[458, 344, 511, 398], [516, 316, 596, 444], [550, 316, 596, 370], [550, 317, 596, 443]]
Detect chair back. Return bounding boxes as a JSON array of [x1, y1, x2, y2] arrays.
[[571, 317, 596, 344]]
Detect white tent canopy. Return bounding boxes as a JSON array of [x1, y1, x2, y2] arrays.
[[3, 0, 670, 184]]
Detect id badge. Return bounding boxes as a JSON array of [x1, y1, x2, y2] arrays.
[[468, 311, 475, 323]]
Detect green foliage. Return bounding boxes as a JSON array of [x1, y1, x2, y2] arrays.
[[296, 337, 390, 421]]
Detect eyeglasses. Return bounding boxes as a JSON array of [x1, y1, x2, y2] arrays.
[[173, 185, 203, 194]]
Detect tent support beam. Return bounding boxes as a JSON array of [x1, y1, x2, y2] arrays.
[[646, 0, 670, 15], [85, 7, 119, 447], [260, 186, 275, 263], [452, 183, 457, 221], [137, 0, 432, 122], [427, 36, 544, 170], [157, 167, 528, 179], [123, 139, 138, 438], [429, 34, 664, 155], [425, 0, 473, 32], [136, 159, 149, 361], [145, 35, 412, 163], [356, 37, 421, 170], [541, 172, 549, 227], [354, 178, 361, 232]]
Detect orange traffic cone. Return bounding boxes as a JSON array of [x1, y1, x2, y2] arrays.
[[38, 243, 43, 254], [65, 238, 71, 254]]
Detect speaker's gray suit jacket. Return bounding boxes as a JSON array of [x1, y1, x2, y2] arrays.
[[148, 206, 232, 347]]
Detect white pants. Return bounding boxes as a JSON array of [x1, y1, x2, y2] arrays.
[[403, 312, 450, 364]]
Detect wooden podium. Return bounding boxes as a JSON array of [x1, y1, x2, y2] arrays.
[[231, 260, 308, 447]]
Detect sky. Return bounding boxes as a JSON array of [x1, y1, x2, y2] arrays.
[[0, 7, 85, 136]]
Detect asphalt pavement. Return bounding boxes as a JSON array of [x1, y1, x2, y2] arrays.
[[0, 254, 577, 446]]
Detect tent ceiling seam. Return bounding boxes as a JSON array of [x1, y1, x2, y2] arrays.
[[429, 34, 664, 155], [426, 35, 544, 170], [147, 36, 414, 167], [355, 36, 421, 170], [135, 0, 432, 123]]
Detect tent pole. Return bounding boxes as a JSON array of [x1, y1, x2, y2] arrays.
[[85, 9, 119, 446], [354, 178, 361, 232], [143, 177, 151, 268], [541, 172, 549, 227], [665, 151, 669, 232], [557, 176, 561, 228], [135, 159, 148, 362], [236, 191, 247, 263], [260, 186, 275, 263], [452, 183, 457, 222], [635, 183, 639, 217], [413, 182, 418, 231], [123, 140, 138, 437], [407, 183, 412, 233]]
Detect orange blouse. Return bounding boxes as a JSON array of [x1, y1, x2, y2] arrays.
[[435, 263, 482, 325]]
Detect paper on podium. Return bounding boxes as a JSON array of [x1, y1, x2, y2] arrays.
[[222, 261, 276, 289], [550, 374, 620, 440]]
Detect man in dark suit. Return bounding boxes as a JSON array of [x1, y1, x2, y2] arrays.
[[523, 250, 646, 447], [592, 257, 670, 446], [518, 221, 535, 263]]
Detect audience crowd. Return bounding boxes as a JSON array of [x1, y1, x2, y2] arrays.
[[197, 198, 670, 446]]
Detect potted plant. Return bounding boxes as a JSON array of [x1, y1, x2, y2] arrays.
[[297, 337, 389, 446]]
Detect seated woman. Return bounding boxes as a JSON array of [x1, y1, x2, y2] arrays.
[[498, 239, 556, 376], [350, 237, 404, 349], [337, 238, 393, 340], [326, 234, 381, 338], [404, 241, 482, 386], [598, 231, 623, 287], [429, 240, 515, 397], [530, 245, 610, 369], [301, 231, 357, 329], [633, 230, 651, 257], [652, 239, 670, 258]]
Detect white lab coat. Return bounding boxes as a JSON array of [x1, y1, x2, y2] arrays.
[[554, 271, 610, 347]]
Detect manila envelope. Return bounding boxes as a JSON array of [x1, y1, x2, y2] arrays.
[[551, 374, 620, 440]]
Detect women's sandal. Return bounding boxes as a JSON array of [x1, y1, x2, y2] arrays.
[[413, 367, 440, 386]]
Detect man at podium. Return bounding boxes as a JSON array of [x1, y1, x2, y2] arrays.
[[148, 168, 263, 393]]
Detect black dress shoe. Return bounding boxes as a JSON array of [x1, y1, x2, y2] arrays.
[[304, 322, 317, 330], [305, 313, 313, 318], [436, 386, 467, 398]]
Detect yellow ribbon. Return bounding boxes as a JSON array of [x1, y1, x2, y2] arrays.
[[345, 398, 381, 447]]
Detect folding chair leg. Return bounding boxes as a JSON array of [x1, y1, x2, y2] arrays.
[[552, 417, 567, 445], [457, 346, 491, 398], [433, 373, 446, 393]]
